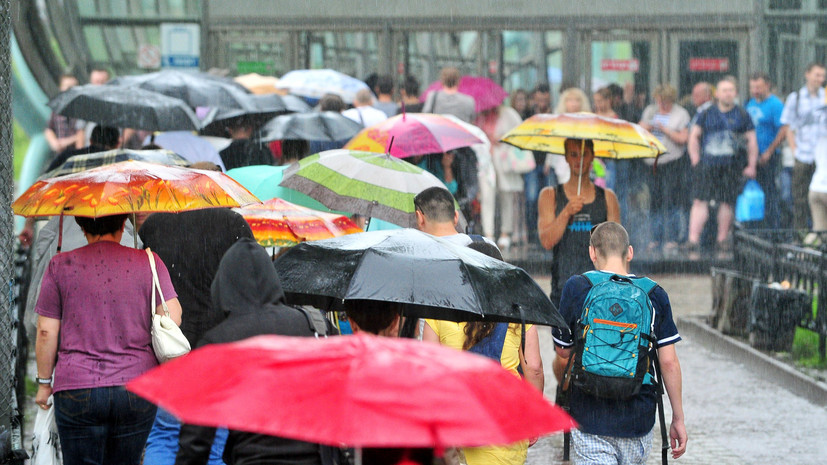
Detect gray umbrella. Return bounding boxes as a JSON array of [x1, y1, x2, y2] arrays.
[[258, 112, 363, 142], [199, 93, 299, 137], [48, 84, 200, 132], [109, 70, 252, 109], [274, 228, 567, 327]]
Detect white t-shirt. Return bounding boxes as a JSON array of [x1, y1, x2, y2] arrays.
[[810, 135, 827, 193]]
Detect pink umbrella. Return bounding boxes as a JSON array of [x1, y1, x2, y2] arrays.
[[421, 76, 509, 113]]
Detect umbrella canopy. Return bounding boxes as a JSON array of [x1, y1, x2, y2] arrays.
[[43, 148, 190, 178], [12, 160, 260, 218], [275, 228, 567, 327], [500, 112, 666, 159], [48, 84, 201, 132], [234, 73, 285, 95], [421, 76, 509, 113], [128, 334, 575, 448], [146, 132, 226, 170], [109, 70, 252, 109], [344, 113, 484, 158], [276, 69, 370, 104], [258, 112, 364, 142], [234, 198, 362, 247], [200, 93, 297, 137], [279, 150, 465, 229], [225, 164, 334, 210]]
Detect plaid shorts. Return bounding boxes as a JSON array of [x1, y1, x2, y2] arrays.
[[572, 429, 653, 465]]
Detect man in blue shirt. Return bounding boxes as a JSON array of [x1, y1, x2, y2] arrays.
[[552, 222, 687, 464], [687, 76, 758, 252], [746, 72, 786, 229]]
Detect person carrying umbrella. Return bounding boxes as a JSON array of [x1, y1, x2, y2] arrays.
[[175, 238, 339, 465], [422, 240, 544, 465], [538, 138, 620, 307], [219, 117, 275, 170], [414, 186, 496, 247]]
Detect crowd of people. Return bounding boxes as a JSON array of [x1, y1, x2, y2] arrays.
[[47, 61, 827, 465]]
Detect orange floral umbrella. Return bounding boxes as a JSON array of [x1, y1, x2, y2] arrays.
[[500, 112, 666, 159], [234, 198, 362, 247], [12, 160, 260, 218]]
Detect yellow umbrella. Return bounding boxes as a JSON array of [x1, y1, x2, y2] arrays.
[[500, 112, 666, 195], [500, 112, 665, 159], [234, 73, 286, 95]]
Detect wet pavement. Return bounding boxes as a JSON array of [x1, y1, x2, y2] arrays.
[[528, 274, 827, 465]]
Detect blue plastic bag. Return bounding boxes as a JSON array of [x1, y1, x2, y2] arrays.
[[736, 180, 765, 222]]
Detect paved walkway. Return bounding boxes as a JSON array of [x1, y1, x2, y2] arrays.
[[528, 274, 827, 465]]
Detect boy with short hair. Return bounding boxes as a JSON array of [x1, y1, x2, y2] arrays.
[[552, 221, 687, 464]]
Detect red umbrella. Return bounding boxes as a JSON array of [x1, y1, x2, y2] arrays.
[[127, 334, 574, 448], [421, 76, 509, 113], [344, 113, 483, 159]]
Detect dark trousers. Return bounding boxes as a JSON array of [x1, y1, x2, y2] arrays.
[[792, 160, 815, 230], [54, 386, 157, 465], [645, 160, 684, 244], [756, 161, 781, 229]]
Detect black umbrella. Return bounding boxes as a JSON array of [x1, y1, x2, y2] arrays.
[[199, 94, 299, 137], [274, 228, 567, 328], [43, 148, 191, 178], [258, 112, 363, 142], [109, 70, 252, 109], [48, 84, 200, 132]]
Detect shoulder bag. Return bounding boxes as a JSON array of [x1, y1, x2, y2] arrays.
[[147, 248, 191, 363]]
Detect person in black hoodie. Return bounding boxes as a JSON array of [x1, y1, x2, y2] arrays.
[[175, 238, 337, 465]]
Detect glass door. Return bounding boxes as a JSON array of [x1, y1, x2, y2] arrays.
[[586, 31, 660, 102]]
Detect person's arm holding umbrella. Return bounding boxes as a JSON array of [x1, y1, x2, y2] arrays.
[[537, 187, 583, 250]]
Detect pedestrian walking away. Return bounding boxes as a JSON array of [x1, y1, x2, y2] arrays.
[[551, 221, 687, 465]]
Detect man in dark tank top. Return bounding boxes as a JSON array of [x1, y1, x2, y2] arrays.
[[537, 138, 621, 307]]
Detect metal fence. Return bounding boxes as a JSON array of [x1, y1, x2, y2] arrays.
[[733, 229, 827, 361], [1, 1, 28, 462]]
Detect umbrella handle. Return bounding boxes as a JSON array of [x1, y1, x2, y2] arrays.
[[577, 139, 585, 197], [57, 212, 64, 253]]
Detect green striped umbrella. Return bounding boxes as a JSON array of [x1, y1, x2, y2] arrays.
[[279, 149, 465, 229]]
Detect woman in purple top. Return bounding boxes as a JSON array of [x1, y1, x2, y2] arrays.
[[34, 213, 181, 465]]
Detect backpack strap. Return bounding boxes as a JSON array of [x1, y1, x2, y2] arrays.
[[468, 234, 485, 243], [295, 306, 329, 338], [651, 347, 670, 465]]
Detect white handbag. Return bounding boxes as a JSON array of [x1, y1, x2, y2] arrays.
[[147, 248, 191, 363], [31, 395, 61, 465]]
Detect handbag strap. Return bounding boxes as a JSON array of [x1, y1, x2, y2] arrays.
[[146, 248, 170, 318]]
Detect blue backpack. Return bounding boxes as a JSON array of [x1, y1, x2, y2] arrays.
[[570, 271, 658, 399]]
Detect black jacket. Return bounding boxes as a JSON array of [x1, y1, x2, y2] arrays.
[[139, 209, 254, 347], [175, 238, 335, 465], [219, 139, 274, 171]]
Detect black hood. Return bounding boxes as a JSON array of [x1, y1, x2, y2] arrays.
[[211, 237, 285, 316]]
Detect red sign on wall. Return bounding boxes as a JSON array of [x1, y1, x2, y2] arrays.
[[600, 59, 640, 72], [689, 58, 730, 72]]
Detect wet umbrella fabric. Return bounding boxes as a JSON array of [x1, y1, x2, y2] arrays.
[[43, 148, 190, 178], [344, 113, 484, 158], [274, 228, 567, 327], [12, 160, 260, 218], [225, 165, 332, 210], [258, 112, 364, 142], [276, 69, 370, 104], [128, 334, 575, 448], [233, 73, 284, 95], [48, 84, 200, 132], [199, 93, 297, 137], [279, 149, 464, 229], [500, 112, 666, 159], [421, 76, 509, 113], [109, 70, 252, 109], [234, 198, 362, 247]]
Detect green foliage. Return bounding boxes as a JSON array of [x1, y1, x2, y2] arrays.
[[13, 120, 30, 181], [792, 328, 827, 369]]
